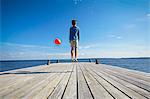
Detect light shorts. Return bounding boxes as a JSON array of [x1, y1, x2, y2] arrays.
[[70, 40, 78, 48]]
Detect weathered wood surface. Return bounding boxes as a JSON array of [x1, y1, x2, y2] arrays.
[[0, 63, 149, 99]]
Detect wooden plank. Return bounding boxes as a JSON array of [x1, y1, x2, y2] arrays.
[[77, 64, 93, 99], [1, 72, 59, 98], [83, 65, 130, 99], [0, 64, 70, 99], [0, 63, 149, 99], [85, 63, 150, 92], [99, 69, 150, 99], [22, 73, 64, 99], [0, 74, 46, 98], [62, 64, 77, 99], [0, 74, 34, 93], [0, 63, 69, 91], [0, 65, 56, 96], [87, 64, 147, 99], [0, 65, 54, 89], [20, 64, 72, 99], [80, 64, 113, 99], [99, 64, 150, 82], [32, 64, 74, 99], [99, 66, 150, 92], [0, 71, 41, 90], [48, 65, 74, 99], [96, 65, 150, 98]]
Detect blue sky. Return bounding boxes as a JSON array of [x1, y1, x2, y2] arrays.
[[1, 0, 150, 60]]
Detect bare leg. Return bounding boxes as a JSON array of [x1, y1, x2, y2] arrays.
[[75, 47, 78, 61], [71, 47, 74, 60]]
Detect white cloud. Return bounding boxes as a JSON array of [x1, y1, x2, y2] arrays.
[[1, 42, 51, 49], [77, 43, 150, 58], [135, 17, 147, 22], [1, 42, 149, 60], [116, 36, 122, 39], [125, 24, 136, 29], [107, 35, 123, 39], [47, 53, 70, 59], [73, 0, 82, 5], [147, 13, 150, 17], [79, 44, 99, 50], [0, 42, 70, 60], [99, 50, 150, 58], [108, 35, 115, 38], [77, 47, 150, 58]]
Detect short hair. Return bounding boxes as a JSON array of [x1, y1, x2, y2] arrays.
[[72, 19, 77, 25]]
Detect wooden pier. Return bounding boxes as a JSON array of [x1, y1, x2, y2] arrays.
[[0, 63, 150, 99]]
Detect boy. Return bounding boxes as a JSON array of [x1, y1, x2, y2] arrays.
[[69, 19, 80, 62]]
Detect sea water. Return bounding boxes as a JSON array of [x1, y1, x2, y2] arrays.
[[0, 58, 150, 73]]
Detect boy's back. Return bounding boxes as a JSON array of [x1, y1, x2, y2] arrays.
[[69, 26, 79, 41], [69, 20, 80, 62]]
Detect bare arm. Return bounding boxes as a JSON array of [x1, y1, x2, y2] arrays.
[[69, 28, 71, 43], [78, 29, 80, 41]]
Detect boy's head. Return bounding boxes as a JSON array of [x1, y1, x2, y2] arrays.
[[72, 19, 77, 26]]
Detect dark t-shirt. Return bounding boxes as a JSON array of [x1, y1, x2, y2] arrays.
[[69, 26, 80, 42]]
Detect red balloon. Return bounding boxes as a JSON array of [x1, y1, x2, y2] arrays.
[[54, 38, 61, 45]]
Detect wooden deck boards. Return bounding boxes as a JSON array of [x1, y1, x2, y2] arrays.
[[0, 63, 149, 99]]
